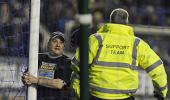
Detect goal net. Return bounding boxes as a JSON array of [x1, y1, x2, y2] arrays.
[[0, 0, 30, 99]]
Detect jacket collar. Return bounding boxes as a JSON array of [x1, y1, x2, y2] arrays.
[[97, 23, 134, 36]]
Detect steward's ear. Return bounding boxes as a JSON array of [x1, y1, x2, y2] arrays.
[[126, 18, 129, 24]]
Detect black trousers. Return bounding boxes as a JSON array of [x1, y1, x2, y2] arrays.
[[89, 95, 135, 100]]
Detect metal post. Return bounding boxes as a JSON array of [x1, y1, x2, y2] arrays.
[[77, 0, 92, 100]]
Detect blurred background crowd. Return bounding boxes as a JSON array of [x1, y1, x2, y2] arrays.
[[0, 0, 170, 54], [0, 0, 170, 67], [0, 0, 170, 99]]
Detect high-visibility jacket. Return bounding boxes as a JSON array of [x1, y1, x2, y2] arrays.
[[71, 23, 168, 99]]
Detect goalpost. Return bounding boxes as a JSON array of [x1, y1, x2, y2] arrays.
[[28, 0, 40, 100]]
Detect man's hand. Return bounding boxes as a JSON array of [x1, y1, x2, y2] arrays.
[[47, 78, 65, 89], [21, 73, 38, 85]]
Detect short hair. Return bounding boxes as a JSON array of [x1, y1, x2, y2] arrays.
[[109, 8, 129, 24]]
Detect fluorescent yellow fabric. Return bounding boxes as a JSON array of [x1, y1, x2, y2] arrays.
[[70, 54, 80, 99], [138, 39, 168, 97], [71, 23, 168, 99], [70, 72, 80, 98], [88, 24, 138, 99]]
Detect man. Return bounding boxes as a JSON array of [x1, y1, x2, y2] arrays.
[[71, 8, 168, 100], [22, 31, 73, 100]]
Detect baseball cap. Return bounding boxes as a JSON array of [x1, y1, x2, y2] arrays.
[[49, 31, 65, 42]]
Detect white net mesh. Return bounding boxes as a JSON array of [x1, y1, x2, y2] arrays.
[[0, 0, 30, 99]]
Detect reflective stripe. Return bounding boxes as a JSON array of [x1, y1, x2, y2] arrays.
[[71, 72, 80, 83], [160, 85, 167, 91], [94, 61, 138, 70], [95, 61, 130, 67], [92, 35, 139, 70], [153, 80, 167, 92], [93, 34, 103, 63], [72, 56, 79, 66], [154, 84, 167, 91], [90, 85, 137, 94], [145, 60, 162, 73], [132, 38, 140, 66], [72, 72, 80, 79]]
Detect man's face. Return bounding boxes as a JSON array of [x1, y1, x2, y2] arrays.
[[49, 38, 64, 56]]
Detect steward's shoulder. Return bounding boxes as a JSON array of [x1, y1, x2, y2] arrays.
[[134, 36, 150, 47]]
